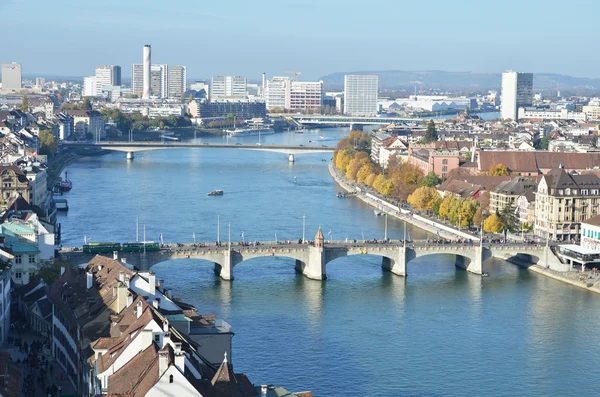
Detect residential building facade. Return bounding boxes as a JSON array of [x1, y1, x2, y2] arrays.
[[534, 168, 600, 241], [489, 177, 538, 215], [343, 74, 378, 116], [0, 166, 30, 206], [289, 81, 323, 113], [408, 149, 460, 178], [188, 100, 266, 119], [95, 65, 121, 94]]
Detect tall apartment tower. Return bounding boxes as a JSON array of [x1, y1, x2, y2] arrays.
[[210, 76, 247, 99], [343, 74, 378, 116], [168, 65, 187, 98], [142, 44, 151, 99], [1, 63, 22, 91], [501, 71, 533, 121]]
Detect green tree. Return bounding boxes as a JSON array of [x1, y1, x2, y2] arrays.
[[484, 214, 504, 233], [499, 203, 518, 233], [458, 199, 479, 228], [82, 96, 92, 111], [20, 94, 29, 111], [38, 129, 57, 155], [419, 172, 442, 187], [539, 136, 550, 150], [32, 261, 74, 284], [424, 120, 438, 142], [473, 206, 486, 228]]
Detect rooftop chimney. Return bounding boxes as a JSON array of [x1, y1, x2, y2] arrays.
[[113, 251, 119, 260], [119, 271, 124, 282], [148, 272, 156, 295], [136, 300, 143, 319], [158, 349, 169, 376], [86, 272, 93, 289], [153, 299, 159, 309], [174, 343, 185, 373], [163, 319, 169, 333]]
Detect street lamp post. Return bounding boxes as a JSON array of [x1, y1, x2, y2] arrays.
[[302, 215, 306, 243], [384, 214, 388, 241]]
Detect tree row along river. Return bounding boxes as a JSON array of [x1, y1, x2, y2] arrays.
[[58, 128, 600, 397]]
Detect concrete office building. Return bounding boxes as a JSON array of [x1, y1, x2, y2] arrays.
[[290, 81, 323, 113], [265, 76, 290, 110], [131, 64, 144, 97], [501, 71, 533, 121], [211, 76, 247, 99], [95, 65, 121, 93], [168, 65, 187, 98], [344, 74, 378, 116], [1, 63, 22, 91], [151, 64, 168, 98], [83, 76, 97, 97], [142, 44, 151, 99]]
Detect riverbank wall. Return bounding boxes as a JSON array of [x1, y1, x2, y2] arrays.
[[506, 257, 600, 294], [328, 162, 477, 240]]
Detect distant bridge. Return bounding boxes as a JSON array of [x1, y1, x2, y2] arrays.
[[61, 141, 335, 162], [60, 239, 563, 281], [273, 114, 423, 127]]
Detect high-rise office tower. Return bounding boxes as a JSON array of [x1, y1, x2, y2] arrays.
[[83, 76, 97, 97], [132, 64, 144, 97], [142, 44, 151, 99], [95, 65, 121, 95], [151, 64, 168, 98], [501, 71, 533, 121], [168, 65, 187, 98], [210, 76, 247, 99], [343, 74, 378, 116], [1, 63, 22, 91]]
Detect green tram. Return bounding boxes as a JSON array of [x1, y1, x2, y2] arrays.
[[121, 242, 161, 252], [82, 241, 161, 254], [83, 242, 121, 254]]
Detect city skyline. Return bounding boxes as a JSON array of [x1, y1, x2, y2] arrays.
[[0, 0, 599, 80]]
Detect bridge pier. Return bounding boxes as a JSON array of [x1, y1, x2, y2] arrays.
[[299, 246, 326, 280], [214, 249, 234, 280], [126, 151, 135, 160], [381, 247, 407, 276], [288, 154, 295, 163]]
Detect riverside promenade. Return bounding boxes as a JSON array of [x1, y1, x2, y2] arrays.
[[328, 162, 479, 241]]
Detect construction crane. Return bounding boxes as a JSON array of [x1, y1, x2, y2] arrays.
[[281, 71, 302, 78]]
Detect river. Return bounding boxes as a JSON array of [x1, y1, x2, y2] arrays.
[[57, 127, 600, 396]]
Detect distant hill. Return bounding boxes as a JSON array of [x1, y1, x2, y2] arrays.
[[319, 70, 600, 92]]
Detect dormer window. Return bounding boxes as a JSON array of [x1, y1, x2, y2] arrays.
[[169, 375, 174, 383], [565, 189, 570, 195]]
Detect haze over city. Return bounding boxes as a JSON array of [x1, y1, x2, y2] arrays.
[[1, 0, 599, 79]]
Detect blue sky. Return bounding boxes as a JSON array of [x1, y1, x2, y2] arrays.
[[1, 0, 598, 80]]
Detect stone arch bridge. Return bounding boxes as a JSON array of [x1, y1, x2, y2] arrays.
[[60, 240, 559, 280]]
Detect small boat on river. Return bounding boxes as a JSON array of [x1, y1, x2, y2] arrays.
[[374, 210, 383, 216], [60, 171, 72, 192], [208, 190, 224, 196]]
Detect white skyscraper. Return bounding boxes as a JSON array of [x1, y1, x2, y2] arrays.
[[142, 44, 151, 100], [1, 63, 22, 91], [168, 65, 187, 98], [501, 71, 533, 121], [210, 76, 247, 99], [343, 74, 378, 116]]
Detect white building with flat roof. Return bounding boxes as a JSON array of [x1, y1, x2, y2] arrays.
[[501, 71, 533, 121], [344, 74, 378, 116], [210, 76, 247, 99], [290, 81, 323, 113], [265, 76, 290, 110], [132, 64, 144, 97], [83, 76, 97, 97], [168, 65, 186, 99], [1, 63, 22, 91], [95, 66, 121, 95]]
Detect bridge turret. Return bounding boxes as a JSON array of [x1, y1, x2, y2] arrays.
[[315, 227, 324, 248]]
